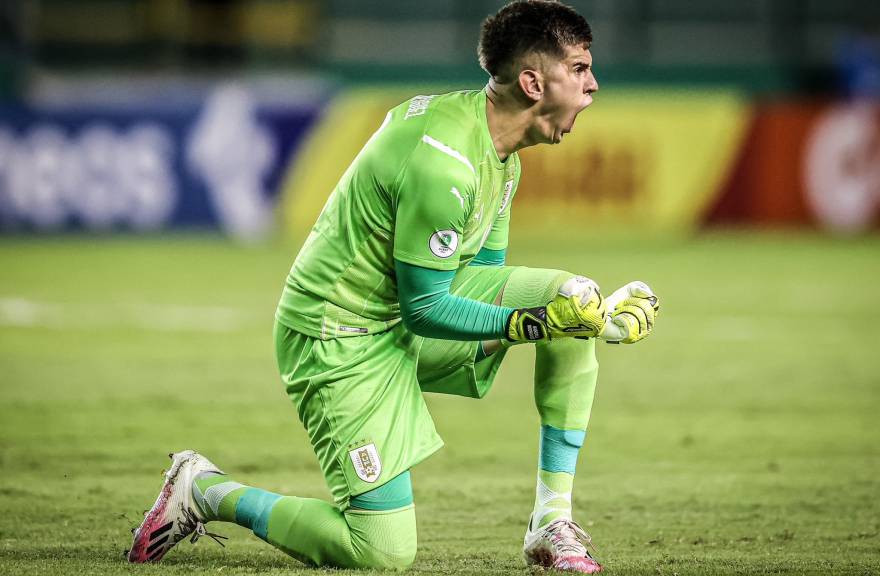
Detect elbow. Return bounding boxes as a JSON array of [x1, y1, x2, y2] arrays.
[[399, 306, 433, 337]]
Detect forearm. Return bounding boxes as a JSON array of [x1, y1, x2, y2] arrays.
[[395, 260, 513, 340], [407, 291, 512, 340]]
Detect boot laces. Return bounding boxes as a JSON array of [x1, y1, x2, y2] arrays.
[[179, 505, 228, 547], [546, 518, 598, 558]]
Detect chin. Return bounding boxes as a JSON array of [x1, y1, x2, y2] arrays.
[[548, 130, 564, 144]]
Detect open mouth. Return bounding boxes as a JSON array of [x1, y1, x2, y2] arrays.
[[562, 94, 595, 135], [559, 95, 595, 138]]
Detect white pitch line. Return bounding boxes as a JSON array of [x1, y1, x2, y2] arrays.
[[0, 297, 258, 333]]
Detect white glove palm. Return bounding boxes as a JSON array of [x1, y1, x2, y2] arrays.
[[599, 281, 659, 344]]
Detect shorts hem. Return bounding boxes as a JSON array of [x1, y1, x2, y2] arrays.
[[345, 503, 416, 516], [338, 438, 445, 511]]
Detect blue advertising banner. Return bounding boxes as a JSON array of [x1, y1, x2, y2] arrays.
[[0, 84, 320, 239]]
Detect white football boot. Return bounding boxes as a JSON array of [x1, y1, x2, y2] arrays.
[[523, 514, 603, 573], [128, 450, 228, 563]]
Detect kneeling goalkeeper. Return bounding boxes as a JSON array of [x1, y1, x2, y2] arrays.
[[128, 1, 659, 573]]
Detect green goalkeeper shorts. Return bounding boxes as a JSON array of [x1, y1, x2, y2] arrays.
[[274, 319, 444, 509], [275, 264, 560, 508]]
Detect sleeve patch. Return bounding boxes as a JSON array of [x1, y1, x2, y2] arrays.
[[429, 229, 459, 258]]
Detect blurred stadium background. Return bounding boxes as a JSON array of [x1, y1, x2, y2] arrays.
[[1, 2, 878, 575]]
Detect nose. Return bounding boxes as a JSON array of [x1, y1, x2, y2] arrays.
[[586, 72, 599, 94]]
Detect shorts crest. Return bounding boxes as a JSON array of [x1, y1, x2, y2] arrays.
[[349, 443, 382, 483]]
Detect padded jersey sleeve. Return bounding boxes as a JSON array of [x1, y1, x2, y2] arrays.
[[392, 138, 476, 271]]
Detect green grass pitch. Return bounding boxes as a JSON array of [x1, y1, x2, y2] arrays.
[[1, 232, 878, 575]]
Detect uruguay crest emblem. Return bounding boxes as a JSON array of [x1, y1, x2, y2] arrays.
[[349, 443, 382, 483]]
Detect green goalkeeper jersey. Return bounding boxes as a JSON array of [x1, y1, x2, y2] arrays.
[[276, 89, 521, 340]]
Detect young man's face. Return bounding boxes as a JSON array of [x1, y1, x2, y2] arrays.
[[533, 44, 598, 144]]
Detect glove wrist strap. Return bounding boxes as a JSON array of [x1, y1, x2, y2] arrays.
[[506, 307, 548, 342]]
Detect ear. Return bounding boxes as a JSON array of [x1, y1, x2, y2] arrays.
[[517, 68, 544, 102]]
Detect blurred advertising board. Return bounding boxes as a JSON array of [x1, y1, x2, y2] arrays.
[[0, 82, 321, 239], [279, 88, 750, 239], [514, 90, 748, 235], [708, 101, 880, 233], [280, 89, 414, 239]]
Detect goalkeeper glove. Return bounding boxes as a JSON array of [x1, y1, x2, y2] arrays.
[[506, 276, 607, 342], [599, 281, 660, 344]]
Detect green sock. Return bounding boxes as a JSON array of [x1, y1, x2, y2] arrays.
[[500, 268, 600, 429], [191, 473, 416, 569], [266, 497, 416, 569], [534, 469, 575, 527], [192, 473, 246, 522], [499, 268, 599, 530]]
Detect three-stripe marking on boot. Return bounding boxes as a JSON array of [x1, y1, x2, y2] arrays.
[[145, 521, 174, 557], [151, 521, 174, 540], [146, 535, 169, 555], [147, 545, 166, 561]]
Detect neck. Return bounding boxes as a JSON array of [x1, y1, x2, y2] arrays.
[[484, 79, 539, 161]]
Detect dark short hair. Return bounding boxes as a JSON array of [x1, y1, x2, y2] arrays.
[[478, 0, 592, 81]]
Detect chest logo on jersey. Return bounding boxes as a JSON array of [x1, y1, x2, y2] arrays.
[[499, 180, 514, 215], [349, 443, 382, 483], [429, 229, 459, 258]]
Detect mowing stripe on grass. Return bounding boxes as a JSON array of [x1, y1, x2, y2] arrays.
[[0, 297, 255, 333]]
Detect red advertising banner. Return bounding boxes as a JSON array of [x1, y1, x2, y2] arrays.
[[707, 101, 880, 232]]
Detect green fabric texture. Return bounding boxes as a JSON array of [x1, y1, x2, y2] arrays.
[[416, 264, 515, 398], [497, 267, 598, 530], [276, 89, 520, 340], [539, 424, 585, 474], [266, 499, 417, 570], [193, 474, 245, 522], [469, 246, 506, 266], [395, 259, 513, 341], [499, 267, 600, 430], [236, 488, 282, 540], [193, 473, 417, 570], [350, 471, 414, 511], [536, 469, 576, 527], [474, 341, 490, 362], [275, 320, 443, 509]]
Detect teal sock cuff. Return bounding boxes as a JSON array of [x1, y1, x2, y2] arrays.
[[235, 488, 282, 540], [350, 471, 413, 511], [539, 425, 586, 474]]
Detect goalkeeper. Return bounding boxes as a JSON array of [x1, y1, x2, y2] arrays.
[[128, 1, 659, 573]]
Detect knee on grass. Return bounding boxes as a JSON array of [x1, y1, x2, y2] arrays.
[[345, 507, 418, 570]]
